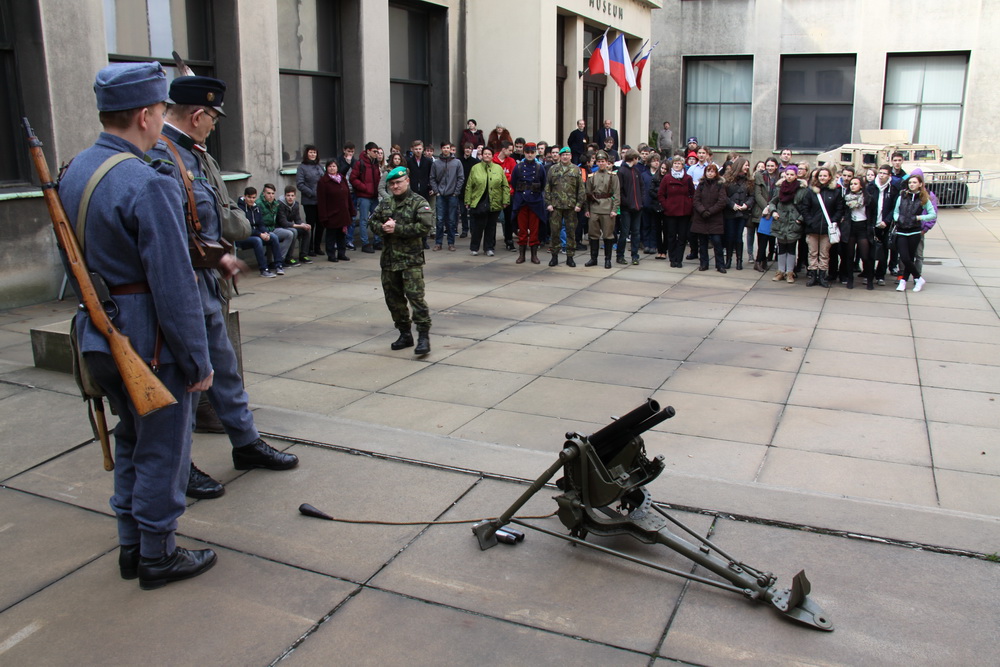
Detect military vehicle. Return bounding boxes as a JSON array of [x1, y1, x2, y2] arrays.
[[816, 130, 978, 207]]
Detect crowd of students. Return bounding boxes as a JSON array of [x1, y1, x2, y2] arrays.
[[284, 124, 937, 293]]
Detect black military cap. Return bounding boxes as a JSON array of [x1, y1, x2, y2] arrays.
[[168, 75, 227, 116]]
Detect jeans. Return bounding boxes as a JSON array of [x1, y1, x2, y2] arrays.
[[435, 194, 459, 246], [356, 197, 376, 245], [236, 235, 280, 272], [616, 209, 642, 259], [269, 228, 295, 268], [698, 233, 724, 268]]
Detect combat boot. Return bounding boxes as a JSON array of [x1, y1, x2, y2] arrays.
[[818, 269, 831, 288], [603, 240, 613, 269], [530, 246, 540, 264], [549, 250, 559, 267], [414, 332, 431, 356], [516, 245, 526, 264], [806, 270, 818, 287], [585, 240, 599, 267], [566, 254, 576, 267], [391, 328, 414, 350]]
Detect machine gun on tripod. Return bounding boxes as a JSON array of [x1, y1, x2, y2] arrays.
[[472, 399, 833, 631]]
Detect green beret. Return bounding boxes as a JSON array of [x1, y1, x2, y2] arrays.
[[559, 146, 571, 154], [386, 166, 409, 182]]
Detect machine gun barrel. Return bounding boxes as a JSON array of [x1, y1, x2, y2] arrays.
[[588, 399, 659, 451]]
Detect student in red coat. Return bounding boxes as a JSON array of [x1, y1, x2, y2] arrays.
[[317, 160, 356, 262], [657, 154, 695, 267]]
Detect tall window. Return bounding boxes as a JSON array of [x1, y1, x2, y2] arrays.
[[0, 0, 23, 184], [684, 57, 752, 150], [778, 55, 856, 151], [388, 3, 430, 150], [883, 53, 967, 153], [278, 0, 342, 163]]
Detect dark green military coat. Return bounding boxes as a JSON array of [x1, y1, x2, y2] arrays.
[[544, 163, 586, 210], [367, 188, 434, 271]]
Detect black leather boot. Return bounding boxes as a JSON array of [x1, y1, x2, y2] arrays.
[[139, 547, 217, 590], [516, 245, 526, 264], [548, 251, 558, 267], [233, 438, 299, 470], [585, 240, 599, 266], [566, 254, 576, 267], [194, 396, 224, 434], [414, 332, 431, 356], [530, 246, 540, 264], [806, 270, 818, 287], [119, 544, 140, 580], [818, 270, 831, 288], [603, 240, 613, 269], [187, 463, 224, 499], [725, 248, 732, 269], [391, 329, 414, 350], [735, 243, 744, 270]]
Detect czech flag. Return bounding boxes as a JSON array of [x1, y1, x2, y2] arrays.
[[588, 30, 609, 76], [608, 33, 636, 94], [632, 41, 657, 91]]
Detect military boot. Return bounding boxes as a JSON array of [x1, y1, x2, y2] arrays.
[[549, 250, 559, 267], [806, 270, 818, 287], [530, 246, 540, 264], [818, 269, 831, 288], [566, 253, 576, 267], [391, 328, 414, 350], [516, 245, 526, 264], [603, 240, 613, 269], [414, 332, 431, 356], [585, 240, 599, 267]]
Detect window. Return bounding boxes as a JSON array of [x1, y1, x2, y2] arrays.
[[389, 3, 430, 150], [278, 0, 342, 163], [883, 53, 967, 152], [0, 0, 25, 184], [778, 55, 856, 151], [582, 25, 606, 138], [684, 58, 752, 150]]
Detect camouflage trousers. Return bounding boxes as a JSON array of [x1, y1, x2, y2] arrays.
[[549, 208, 578, 256], [381, 267, 431, 333]]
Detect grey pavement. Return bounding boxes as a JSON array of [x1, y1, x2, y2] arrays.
[[1, 207, 999, 665]]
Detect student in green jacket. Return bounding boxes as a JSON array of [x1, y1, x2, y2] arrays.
[[463, 146, 510, 256]]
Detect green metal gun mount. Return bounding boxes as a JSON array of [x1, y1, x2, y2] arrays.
[[472, 399, 834, 632]]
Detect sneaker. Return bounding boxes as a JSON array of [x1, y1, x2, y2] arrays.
[[486, 250, 495, 256], [471, 250, 479, 256], [300, 256, 313, 264], [632, 258, 640, 265], [877, 278, 886, 286], [285, 258, 298, 267], [259, 269, 276, 278], [896, 278, 907, 292], [274, 265, 285, 276], [913, 277, 926, 292], [346, 243, 356, 250]]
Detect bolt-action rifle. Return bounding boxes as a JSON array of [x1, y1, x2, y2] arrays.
[[23, 118, 177, 419]]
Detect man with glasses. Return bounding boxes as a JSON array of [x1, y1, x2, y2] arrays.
[[151, 76, 299, 501]]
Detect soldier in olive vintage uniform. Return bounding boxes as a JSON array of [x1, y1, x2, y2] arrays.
[[585, 151, 621, 268], [544, 146, 586, 267], [368, 166, 434, 356]]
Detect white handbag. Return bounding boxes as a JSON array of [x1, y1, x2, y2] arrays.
[[817, 192, 840, 244]]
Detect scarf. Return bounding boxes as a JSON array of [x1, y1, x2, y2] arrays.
[[778, 178, 799, 203], [671, 167, 685, 179], [845, 191, 865, 210], [327, 173, 342, 184]]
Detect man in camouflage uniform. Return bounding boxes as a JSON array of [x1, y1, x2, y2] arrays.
[[368, 167, 433, 356], [544, 146, 586, 267], [585, 151, 620, 269]]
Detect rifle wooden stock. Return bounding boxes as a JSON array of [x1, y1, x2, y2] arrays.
[[23, 118, 176, 417]]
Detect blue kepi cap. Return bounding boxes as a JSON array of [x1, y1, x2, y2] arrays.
[[94, 62, 168, 112]]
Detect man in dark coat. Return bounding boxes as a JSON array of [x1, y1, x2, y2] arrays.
[[566, 119, 589, 164]]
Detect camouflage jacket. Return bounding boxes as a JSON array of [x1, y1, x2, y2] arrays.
[[544, 163, 585, 210], [367, 188, 433, 271], [586, 170, 620, 215]]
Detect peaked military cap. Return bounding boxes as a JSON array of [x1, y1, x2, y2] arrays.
[[168, 75, 228, 116], [94, 62, 168, 112]]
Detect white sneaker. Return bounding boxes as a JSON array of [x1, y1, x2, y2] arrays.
[[486, 250, 495, 256], [470, 250, 478, 256], [896, 278, 907, 292], [913, 277, 926, 292]]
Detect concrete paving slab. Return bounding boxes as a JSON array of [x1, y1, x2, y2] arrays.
[[241, 340, 342, 376], [589, 276, 670, 297], [544, 350, 680, 389], [617, 312, 720, 337], [487, 282, 578, 304], [638, 297, 735, 319], [772, 405, 931, 466], [662, 362, 796, 403], [816, 311, 912, 337], [438, 340, 574, 374], [583, 330, 704, 360], [645, 432, 767, 481], [450, 408, 603, 452], [909, 305, 999, 326], [283, 350, 425, 392], [660, 521, 1000, 666], [559, 289, 653, 312], [662, 284, 748, 304], [228, 288, 299, 310], [381, 364, 535, 409], [0, 365, 82, 395], [287, 587, 646, 666], [905, 291, 994, 310], [738, 291, 825, 312], [935, 468, 1000, 515], [369, 478, 713, 654], [648, 391, 782, 446], [820, 298, 911, 319], [910, 320, 998, 343], [686, 338, 805, 372], [0, 489, 117, 610], [336, 393, 484, 434], [918, 358, 1000, 393], [801, 347, 921, 384], [447, 295, 548, 320], [347, 330, 474, 361], [527, 303, 632, 328], [496, 376, 651, 421], [927, 422, 1000, 475], [247, 377, 367, 415], [181, 445, 475, 582], [788, 374, 925, 420], [756, 448, 937, 504], [0, 538, 356, 666], [427, 311, 516, 340], [727, 304, 821, 328], [308, 279, 389, 302], [0, 389, 96, 481], [922, 387, 1000, 428], [486, 321, 606, 349], [708, 320, 815, 348], [914, 337, 1000, 366]]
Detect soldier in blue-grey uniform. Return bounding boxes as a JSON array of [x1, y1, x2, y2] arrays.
[[58, 62, 217, 589], [148, 75, 299, 500]]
